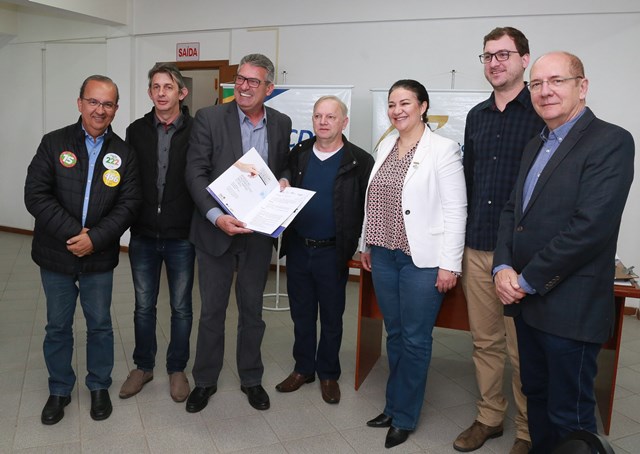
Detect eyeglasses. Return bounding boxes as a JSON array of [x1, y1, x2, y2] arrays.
[[529, 76, 583, 93], [233, 74, 268, 88], [82, 98, 117, 111], [478, 50, 519, 64]]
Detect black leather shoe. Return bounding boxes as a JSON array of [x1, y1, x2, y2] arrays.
[[41, 395, 71, 425], [385, 426, 410, 449], [241, 384, 270, 410], [186, 386, 217, 413], [90, 389, 112, 421], [367, 413, 392, 428]]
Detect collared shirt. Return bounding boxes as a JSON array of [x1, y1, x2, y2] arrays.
[[464, 84, 545, 251], [81, 127, 107, 226], [522, 108, 586, 210], [238, 105, 269, 162], [154, 112, 183, 208]]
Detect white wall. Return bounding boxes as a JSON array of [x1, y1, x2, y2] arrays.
[[2, 2, 639, 285], [0, 42, 43, 230]]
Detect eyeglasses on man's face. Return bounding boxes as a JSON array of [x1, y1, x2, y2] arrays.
[[529, 76, 583, 93], [82, 97, 117, 111], [478, 50, 519, 64], [233, 74, 269, 88]]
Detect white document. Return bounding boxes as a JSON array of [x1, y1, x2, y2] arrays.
[[207, 148, 314, 237]]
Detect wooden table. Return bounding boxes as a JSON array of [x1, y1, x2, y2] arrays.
[[350, 259, 640, 435]]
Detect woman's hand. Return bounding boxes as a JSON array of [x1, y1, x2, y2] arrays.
[[361, 252, 372, 272], [435, 269, 458, 293]]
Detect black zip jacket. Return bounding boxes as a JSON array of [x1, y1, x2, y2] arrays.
[[25, 118, 141, 274], [126, 106, 194, 239]]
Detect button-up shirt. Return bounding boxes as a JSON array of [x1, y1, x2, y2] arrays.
[[81, 127, 107, 226], [463, 84, 545, 251], [154, 113, 183, 209]]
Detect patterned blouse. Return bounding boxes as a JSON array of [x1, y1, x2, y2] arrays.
[[365, 139, 419, 256]]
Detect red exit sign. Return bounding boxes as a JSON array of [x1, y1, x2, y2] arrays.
[[176, 42, 200, 61]]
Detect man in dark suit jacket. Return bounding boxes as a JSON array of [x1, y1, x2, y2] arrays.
[[184, 53, 292, 413], [493, 51, 634, 453]]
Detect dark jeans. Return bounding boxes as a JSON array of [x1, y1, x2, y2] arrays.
[[514, 314, 600, 453], [129, 234, 194, 373], [370, 246, 443, 431], [40, 268, 114, 395], [286, 234, 348, 380]]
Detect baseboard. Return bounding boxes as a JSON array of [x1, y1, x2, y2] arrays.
[[0, 226, 32, 236]]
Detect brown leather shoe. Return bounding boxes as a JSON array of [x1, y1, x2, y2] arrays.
[[169, 372, 190, 402], [509, 438, 532, 454], [119, 369, 153, 398], [275, 372, 315, 392], [320, 379, 340, 404], [453, 420, 503, 452]]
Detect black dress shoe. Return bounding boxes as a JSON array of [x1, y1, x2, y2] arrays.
[[41, 395, 71, 425], [385, 426, 410, 449], [186, 386, 217, 413], [90, 389, 112, 421], [367, 413, 392, 428], [241, 384, 270, 410]]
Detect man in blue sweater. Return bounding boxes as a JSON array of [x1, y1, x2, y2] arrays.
[[276, 96, 373, 403]]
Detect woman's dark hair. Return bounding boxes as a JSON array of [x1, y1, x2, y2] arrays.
[[388, 79, 429, 123]]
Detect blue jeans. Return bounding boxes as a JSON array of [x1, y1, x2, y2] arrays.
[[370, 246, 443, 430], [40, 268, 114, 395], [515, 315, 600, 453], [129, 234, 194, 373], [286, 234, 348, 379]]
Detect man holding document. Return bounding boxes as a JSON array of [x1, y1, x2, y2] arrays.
[[185, 53, 292, 413]]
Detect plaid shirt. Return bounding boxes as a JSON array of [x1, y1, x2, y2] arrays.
[[463, 84, 545, 251]]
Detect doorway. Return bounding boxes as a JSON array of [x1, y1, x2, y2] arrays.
[[175, 60, 238, 113]]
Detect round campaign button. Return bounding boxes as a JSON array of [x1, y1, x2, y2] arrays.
[[59, 151, 77, 168], [103, 169, 121, 187], [102, 153, 122, 170]]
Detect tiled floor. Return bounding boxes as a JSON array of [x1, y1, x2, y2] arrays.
[[1, 230, 639, 453]]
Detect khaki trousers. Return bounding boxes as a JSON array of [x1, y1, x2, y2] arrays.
[[461, 247, 529, 441]]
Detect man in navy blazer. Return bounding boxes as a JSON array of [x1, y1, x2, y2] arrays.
[[493, 51, 634, 452], [185, 54, 292, 413]]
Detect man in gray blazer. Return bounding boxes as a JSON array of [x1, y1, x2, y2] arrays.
[[493, 51, 634, 452], [185, 53, 292, 413]]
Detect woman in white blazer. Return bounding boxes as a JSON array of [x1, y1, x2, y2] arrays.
[[360, 80, 466, 448]]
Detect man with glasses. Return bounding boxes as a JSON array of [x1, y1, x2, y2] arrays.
[[454, 27, 544, 454], [493, 51, 634, 452], [25, 75, 141, 425], [185, 53, 292, 413], [119, 63, 195, 403]]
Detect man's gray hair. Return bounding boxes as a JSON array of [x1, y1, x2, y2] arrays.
[[148, 62, 187, 91], [314, 95, 348, 117], [239, 53, 275, 84]]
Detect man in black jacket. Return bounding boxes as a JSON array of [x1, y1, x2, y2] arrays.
[[275, 96, 374, 404], [119, 63, 195, 403], [25, 75, 140, 425]]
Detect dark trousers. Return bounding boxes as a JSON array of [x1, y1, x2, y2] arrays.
[[192, 234, 272, 387], [286, 234, 348, 379], [129, 234, 194, 373], [514, 315, 600, 453]]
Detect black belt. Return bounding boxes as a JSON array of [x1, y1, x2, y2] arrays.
[[303, 237, 336, 248]]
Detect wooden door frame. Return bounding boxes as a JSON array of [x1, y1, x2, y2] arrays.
[[174, 60, 238, 102]]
